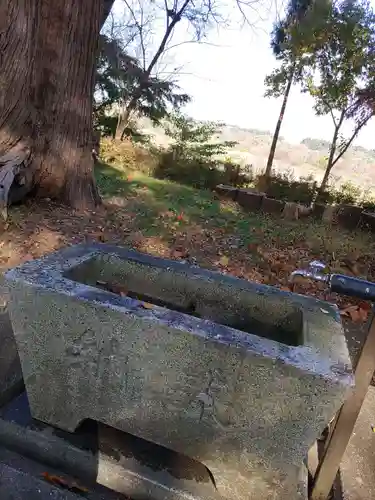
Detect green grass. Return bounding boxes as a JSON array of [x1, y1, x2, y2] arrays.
[[95, 161, 375, 260], [96, 160, 236, 237]]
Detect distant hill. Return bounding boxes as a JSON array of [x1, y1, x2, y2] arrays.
[[218, 125, 375, 191], [138, 118, 375, 191], [301, 137, 375, 158]]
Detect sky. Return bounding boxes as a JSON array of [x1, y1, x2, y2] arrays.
[[112, 0, 375, 149]]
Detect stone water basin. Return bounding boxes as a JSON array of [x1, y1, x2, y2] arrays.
[[4, 243, 353, 499]]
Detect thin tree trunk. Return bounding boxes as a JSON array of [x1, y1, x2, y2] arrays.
[[318, 136, 337, 196], [0, 0, 103, 211], [115, 0, 190, 140], [318, 121, 341, 197], [264, 69, 294, 179]]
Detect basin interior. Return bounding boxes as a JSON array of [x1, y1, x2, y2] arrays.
[[65, 254, 304, 346]]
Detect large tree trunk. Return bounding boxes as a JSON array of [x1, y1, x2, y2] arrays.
[[0, 0, 104, 213], [264, 69, 294, 179]]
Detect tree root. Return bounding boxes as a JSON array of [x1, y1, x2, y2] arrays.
[[0, 146, 31, 219]]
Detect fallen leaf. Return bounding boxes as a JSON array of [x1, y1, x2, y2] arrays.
[[280, 286, 292, 292], [339, 304, 367, 322], [219, 255, 229, 267], [141, 302, 154, 309], [42, 473, 89, 495], [358, 300, 372, 311], [350, 308, 361, 322], [42, 472, 67, 487], [358, 307, 369, 323], [340, 305, 358, 318]]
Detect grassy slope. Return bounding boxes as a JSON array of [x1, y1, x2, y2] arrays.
[[95, 161, 375, 283]]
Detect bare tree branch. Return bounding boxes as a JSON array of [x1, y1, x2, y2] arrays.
[[163, 39, 224, 53], [165, 0, 171, 27], [123, 0, 148, 70], [235, 0, 274, 29], [331, 114, 372, 167]]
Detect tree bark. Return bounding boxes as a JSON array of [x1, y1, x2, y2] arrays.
[[0, 0, 104, 211], [264, 69, 294, 179]]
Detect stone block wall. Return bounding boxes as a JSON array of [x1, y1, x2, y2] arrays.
[[214, 184, 375, 233]]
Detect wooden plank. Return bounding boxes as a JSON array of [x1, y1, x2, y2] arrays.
[[307, 442, 319, 479], [310, 310, 375, 500]]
